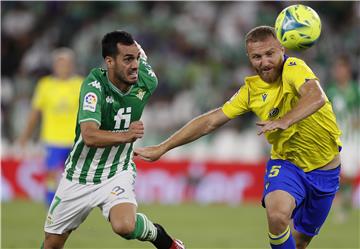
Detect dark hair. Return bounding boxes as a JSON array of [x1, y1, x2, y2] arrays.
[[245, 26, 277, 47], [102, 30, 135, 58]]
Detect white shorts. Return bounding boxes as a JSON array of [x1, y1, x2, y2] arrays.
[[44, 168, 137, 234]]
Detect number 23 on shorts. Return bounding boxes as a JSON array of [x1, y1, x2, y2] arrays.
[[268, 165, 281, 177]]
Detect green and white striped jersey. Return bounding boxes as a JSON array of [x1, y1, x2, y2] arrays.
[[65, 58, 157, 184]]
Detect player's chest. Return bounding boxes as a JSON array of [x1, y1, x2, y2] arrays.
[[102, 88, 150, 122], [45, 86, 79, 110], [250, 87, 296, 121]]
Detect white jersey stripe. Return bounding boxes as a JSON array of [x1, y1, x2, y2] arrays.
[[101, 145, 120, 179], [64, 135, 83, 175], [85, 148, 105, 183], [73, 145, 90, 181], [116, 143, 131, 172]]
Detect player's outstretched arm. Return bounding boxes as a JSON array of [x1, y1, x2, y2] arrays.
[[81, 121, 144, 148], [256, 79, 326, 135], [134, 108, 230, 161]]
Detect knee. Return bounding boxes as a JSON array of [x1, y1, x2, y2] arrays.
[[267, 211, 291, 233], [111, 218, 136, 237]]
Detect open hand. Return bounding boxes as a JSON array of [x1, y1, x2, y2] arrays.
[[256, 119, 290, 135]]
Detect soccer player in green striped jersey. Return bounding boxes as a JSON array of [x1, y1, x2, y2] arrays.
[[42, 31, 185, 249]]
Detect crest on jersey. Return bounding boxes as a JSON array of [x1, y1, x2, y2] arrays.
[[106, 96, 114, 104], [136, 89, 146, 100], [83, 92, 97, 112], [262, 93, 268, 102], [268, 107, 280, 118]]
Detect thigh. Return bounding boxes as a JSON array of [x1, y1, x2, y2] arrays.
[[265, 190, 296, 216], [96, 168, 138, 221], [45, 177, 94, 234], [293, 167, 340, 236], [262, 159, 306, 211]]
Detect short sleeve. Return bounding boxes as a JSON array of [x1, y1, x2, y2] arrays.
[[78, 71, 103, 126], [283, 59, 319, 93], [139, 58, 158, 94], [221, 84, 250, 119]]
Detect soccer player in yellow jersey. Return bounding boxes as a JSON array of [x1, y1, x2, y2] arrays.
[[135, 26, 342, 249], [18, 48, 83, 206]]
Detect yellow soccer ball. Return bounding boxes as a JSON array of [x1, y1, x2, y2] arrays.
[[275, 4, 321, 50]]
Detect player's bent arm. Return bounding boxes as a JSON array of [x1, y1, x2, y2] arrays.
[[80, 121, 144, 148], [160, 108, 231, 153], [281, 79, 326, 127]]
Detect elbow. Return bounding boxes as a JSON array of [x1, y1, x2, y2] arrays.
[[82, 133, 98, 147], [316, 94, 326, 109]]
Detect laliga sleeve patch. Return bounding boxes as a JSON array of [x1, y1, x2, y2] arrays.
[[83, 92, 98, 112]]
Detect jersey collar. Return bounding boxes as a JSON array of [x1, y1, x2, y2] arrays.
[[106, 72, 134, 96]]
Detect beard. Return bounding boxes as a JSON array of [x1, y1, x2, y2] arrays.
[[115, 71, 137, 85], [256, 64, 283, 83]]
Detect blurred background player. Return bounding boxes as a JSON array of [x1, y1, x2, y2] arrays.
[[18, 48, 83, 206], [42, 30, 184, 249], [326, 54, 360, 223], [135, 26, 342, 249]]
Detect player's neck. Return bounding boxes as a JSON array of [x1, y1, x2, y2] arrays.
[[107, 73, 131, 93]]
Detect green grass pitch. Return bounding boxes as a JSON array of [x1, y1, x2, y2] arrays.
[[1, 200, 359, 248]]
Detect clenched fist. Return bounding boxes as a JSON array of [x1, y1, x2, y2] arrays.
[[125, 121, 144, 142]]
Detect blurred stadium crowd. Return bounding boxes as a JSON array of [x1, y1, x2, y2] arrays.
[[1, 1, 359, 162]]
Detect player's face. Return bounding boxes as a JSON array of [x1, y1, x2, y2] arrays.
[[53, 55, 74, 79], [247, 36, 285, 83], [108, 43, 141, 86]]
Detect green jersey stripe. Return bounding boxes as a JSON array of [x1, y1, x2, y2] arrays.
[[101, 145, 119, 180], [130, 162, 137, 172], [93, 147, 111, 184], [108, 143, 128, 179], [79, 148, 97, 184], [72, 145, 90, 181], [65, 136, 84, 181], [85, 148, 105, 183], [122, 143, 134, 171]]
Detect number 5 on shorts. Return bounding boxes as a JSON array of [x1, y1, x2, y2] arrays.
[[49, 196, 62, 215], [269, 165, 281, 177]]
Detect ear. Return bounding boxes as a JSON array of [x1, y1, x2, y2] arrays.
[[280, 44, 285, 54], [105, 56, 114, 69]]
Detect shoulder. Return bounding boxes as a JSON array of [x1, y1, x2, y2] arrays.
[[37, 75, 53, 85], [138, 59, 158, 92], [80, 69, 109, 98], [72, 75, 84, 83], [283, 56, 312, 73], [86, 68, 107, 80]]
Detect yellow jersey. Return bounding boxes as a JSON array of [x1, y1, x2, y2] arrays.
[[222, 57, 342, 171], [32, 75, 83, 146]]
